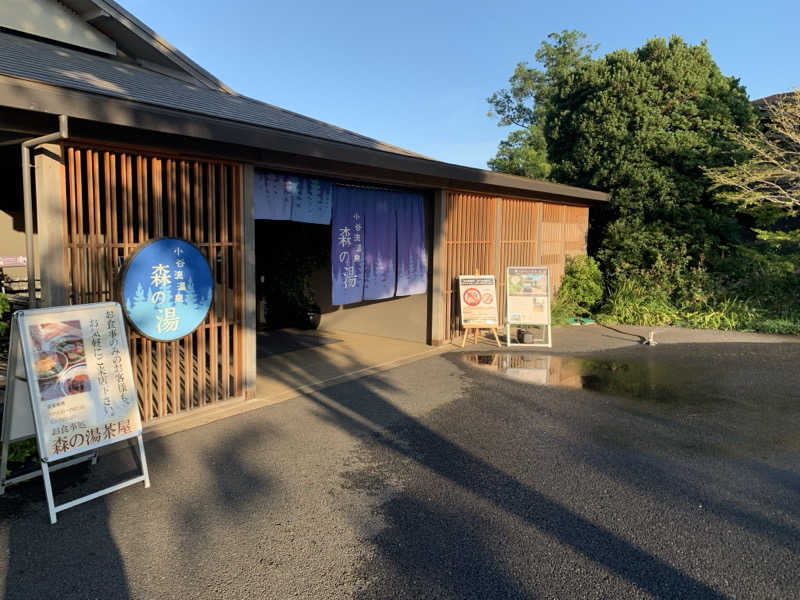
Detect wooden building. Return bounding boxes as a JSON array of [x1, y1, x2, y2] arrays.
[[0, 0, 608, 427]]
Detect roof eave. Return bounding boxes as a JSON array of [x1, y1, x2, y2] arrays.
[[0, 75, 609, 205]]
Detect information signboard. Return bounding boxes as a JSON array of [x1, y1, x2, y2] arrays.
[[121, 238, 213, 342], [0, 255, 27, 267], [506, 266, 552, 347], [459, 275, 499, 326], [458, 275, 501, 347], [0, 303, 149, 524]]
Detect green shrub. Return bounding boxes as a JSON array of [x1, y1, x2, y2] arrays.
[[713, 245, 800, 318], [557, 247, 800, 334], [0, 293, 9, 336], [600, 271, 762, 331], [748, 318, 800, 335], [600, 277, 680, 326], [552, 255, 603, 322], [5, 439, 38, 474], [679, 297, 758, 330]]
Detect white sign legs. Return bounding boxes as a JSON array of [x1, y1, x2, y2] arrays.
[[38, 434, 149, 524]]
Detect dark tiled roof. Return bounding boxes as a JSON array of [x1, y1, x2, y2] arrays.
[[752, 92, 792, 104], [751, 92, 797, 109], [0, 31, 427, 158]]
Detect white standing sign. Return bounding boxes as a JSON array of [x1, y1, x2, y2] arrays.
[[458, 275, 502, 347], [459, 275, 499, 326], [1, 302, 149, 524], [506, 266, 552, 347]]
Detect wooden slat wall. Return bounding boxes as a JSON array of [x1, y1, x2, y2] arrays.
[[564, 205, 589, 258], [62, 143, 245, 425], [498, 198, 540, 326], [443, 192, 496, 339], [541, 203, 566, 298], [541, 204, 589, 296], [442, 191, 589, 339]]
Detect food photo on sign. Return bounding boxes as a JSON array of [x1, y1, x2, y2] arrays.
[[28, 320, 91, 402]]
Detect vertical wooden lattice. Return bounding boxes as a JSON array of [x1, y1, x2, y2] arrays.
[[62, 144, 245, 424], [541, 204, 589, 296], [443, 192, 496, 338], [441, 191, 589, 339], [498, 198, 540, 324], [564, 205, 589, 258], [540, 203, 566, 297]]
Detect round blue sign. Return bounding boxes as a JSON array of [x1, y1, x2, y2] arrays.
[[120, 238, 213, 341]]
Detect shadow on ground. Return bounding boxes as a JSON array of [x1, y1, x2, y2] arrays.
[[2, 337, 798, 599], [258, 342, 792, 598], [1, 421, 277, 600]]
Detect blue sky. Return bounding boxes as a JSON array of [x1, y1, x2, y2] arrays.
[[124, 0, 798, 169]]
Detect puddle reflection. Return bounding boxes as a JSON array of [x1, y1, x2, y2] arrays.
[[462, 353, 690, 403]]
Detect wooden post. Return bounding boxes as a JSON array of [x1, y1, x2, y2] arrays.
[[34, 144, 67, 307], [430, 189, 447, 345], [242, 164, 257, 399]]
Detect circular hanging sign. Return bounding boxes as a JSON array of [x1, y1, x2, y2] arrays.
[[120, 238, 214, 341]]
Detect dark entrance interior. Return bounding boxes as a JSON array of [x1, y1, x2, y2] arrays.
[[254, 219, 330, 331]]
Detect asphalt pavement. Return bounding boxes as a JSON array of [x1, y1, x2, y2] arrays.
[[1, 325, 798, 599]]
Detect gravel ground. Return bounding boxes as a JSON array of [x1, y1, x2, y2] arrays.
[[0, 325, 798, 599]]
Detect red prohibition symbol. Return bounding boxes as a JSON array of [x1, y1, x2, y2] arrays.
[[462, 288, 482, 306]]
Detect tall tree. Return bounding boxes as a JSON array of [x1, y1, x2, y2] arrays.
[[541, 35, 757, 276], [487, 30, 597, 179]]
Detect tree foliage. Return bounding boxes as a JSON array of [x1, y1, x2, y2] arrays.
[[487, 32, 800, 332], [705, 90, 800, 246], [490, 32, 757, 276], [486, 126, 550, 179], [543, 35, 756, 274], [487, 30, 597, 179]]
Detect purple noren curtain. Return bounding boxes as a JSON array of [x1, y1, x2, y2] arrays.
[[331, 186, 427, 305], [331, 187, 365, 305], [291, 177, 333, 224], [363, 191, 396, 300], [396, 193, 427, 296], [254, 170, 333, 223], [254, 170, 292, 220]]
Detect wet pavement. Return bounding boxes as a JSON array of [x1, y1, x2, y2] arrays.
[[348, 340, 800, 598], [461, 350, 760, 403], [1, 327, 799, 599]]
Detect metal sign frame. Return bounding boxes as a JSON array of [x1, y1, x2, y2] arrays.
[[0, 303, 150, 524], [505, 266, 552, 348]]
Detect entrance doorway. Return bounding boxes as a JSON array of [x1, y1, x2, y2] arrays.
[[254, 219, 330, 332]]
